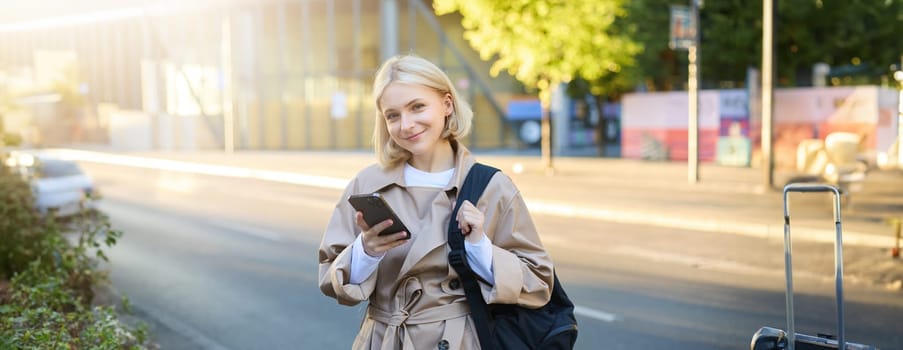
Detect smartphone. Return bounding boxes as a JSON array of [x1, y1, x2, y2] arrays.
[[347, 193, 411, 240]]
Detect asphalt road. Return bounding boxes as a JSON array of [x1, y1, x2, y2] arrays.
[[84, 162, 903, 349]]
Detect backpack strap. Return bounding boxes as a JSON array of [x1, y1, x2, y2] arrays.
[[447, 162, 499, 349]]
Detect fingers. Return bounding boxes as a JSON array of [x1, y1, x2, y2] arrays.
[[456, 201, 483, 236], [356, 212, 396, 234], [356, 212, 398, 238], [455, 201, 474, 221], [382, 233, 409, 248], [455, 201, 469, 234], [363, 230, 408, 257], [355, 212, 371, 231], [356, 211, 408, 257]]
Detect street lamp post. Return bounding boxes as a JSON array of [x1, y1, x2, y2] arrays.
[[670, 0, 703, 183], [895, 68, 903, 168], [687, 0, 701, 184], [222, 12, 235, 154], [761, 0, 775, 189]]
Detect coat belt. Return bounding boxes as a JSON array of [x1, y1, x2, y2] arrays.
[[367, 302, 470, 350], [364, 276, 472, 349], [367, 301, 470, 326]]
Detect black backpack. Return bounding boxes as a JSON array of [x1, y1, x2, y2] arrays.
[[447, 163, 578, 349]]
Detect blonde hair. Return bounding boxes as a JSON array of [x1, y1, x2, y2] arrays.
[[372, 54, 473, 168]]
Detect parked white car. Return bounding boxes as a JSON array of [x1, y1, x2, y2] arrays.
[[5, 151, 97, 217]]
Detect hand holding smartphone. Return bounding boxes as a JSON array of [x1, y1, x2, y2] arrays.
[[347, 193, 411, 240]]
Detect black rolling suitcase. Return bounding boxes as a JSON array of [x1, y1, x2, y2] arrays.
[[750, 184, 878, 350]]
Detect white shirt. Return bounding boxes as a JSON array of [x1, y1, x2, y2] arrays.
[[349, 163, 495, 284]]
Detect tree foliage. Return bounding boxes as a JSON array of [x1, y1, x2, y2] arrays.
[[626, 0, 903, 90], [434, 0, 640, 101], [436, 0, 901, 96]]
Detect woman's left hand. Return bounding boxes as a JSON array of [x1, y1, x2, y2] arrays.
[[456, 200, 485, 243]]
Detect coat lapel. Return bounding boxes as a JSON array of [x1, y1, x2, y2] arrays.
[[355, 163, 405, 195], [397, 143, 476, 278], [396, 193, 450, 276]]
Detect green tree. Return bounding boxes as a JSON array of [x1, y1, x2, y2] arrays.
[[625, 0, 903, 90], [618, 0, 688, 92], [434, 0, 640, 171], [775, 0, 903, 86]]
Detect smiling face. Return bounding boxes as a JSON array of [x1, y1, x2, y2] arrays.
[[379, 82, 453, 160]]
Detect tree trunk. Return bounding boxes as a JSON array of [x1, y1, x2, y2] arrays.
[[540, 86, 554, 175]]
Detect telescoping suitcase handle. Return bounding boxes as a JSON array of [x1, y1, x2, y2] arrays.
[[783, 183, 845, 350]]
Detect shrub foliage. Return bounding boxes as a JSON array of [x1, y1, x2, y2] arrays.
[[0, 153, 151, 349]]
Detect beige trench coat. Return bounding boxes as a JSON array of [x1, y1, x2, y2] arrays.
[[318, 144, 554, 350]]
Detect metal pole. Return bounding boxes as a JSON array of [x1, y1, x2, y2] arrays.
[[353, 0, 363, 148], [687, 0, 700, 184], [541, 83, 554, 175], [762, 0, 775, 189], [113, 24, 126, 107], [896, 55, 903, 167], [892, 218, 901, 258], [254, 5, 265, 150], [408, 0, 416, 51], [783, 189, 796, 350], [99, 25, 114, 103], [832, 189, 846, 350], [302, 0, 312, 149], [381, 0, 399, 62], [898, 222, 902, 257], [277, 0, 288, 149], [898, 86, 902, 168], [328, 0, 337, 149], [221, 12, 235, 154]]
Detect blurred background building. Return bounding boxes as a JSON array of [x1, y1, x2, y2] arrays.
[[0, 0, 898, 169], [0, 0, 535, 151]]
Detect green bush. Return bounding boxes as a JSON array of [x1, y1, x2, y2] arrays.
[[0, 262, 149, 350], [0, 153, 151, 349], [0, 160, 48, 281]]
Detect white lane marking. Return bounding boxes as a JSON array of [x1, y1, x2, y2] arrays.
[[51, 149, 891, 248], [206, 220, 285, 242], [574, 305, 619, 323]]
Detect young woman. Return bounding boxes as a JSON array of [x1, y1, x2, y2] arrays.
[[318, 54, 554, 349]]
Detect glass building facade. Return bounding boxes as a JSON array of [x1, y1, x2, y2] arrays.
[[0, 0, 522, 150]]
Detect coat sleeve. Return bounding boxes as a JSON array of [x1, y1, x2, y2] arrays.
[[478, 175, 554, 308], [318, 179, 379, 306]]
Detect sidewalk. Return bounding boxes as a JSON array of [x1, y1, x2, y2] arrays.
[[54, 147, 903, 247], [51, 147, 903, 289], [480, 155, 903, 248]]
